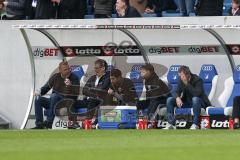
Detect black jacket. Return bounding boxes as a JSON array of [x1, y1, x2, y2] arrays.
[[147, 0, 177, 13], [58, 0, 86, 19], [106, 78, 137, 105], [35, 0, 86, 19], [195, 0, 223, 16], [94, 0, 113, 16], [82, 72, 111, 99], [117, 6, 142, 18], [174, 74, 211, 108], [144, 73, 170, 99]]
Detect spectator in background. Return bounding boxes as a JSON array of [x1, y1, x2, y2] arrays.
[[145, 0, 177, 17], [137, 64, 170, 122], [35, 0, 56, 19], [35, 0, 85, 19], [116, 0, 142, 18], [106, 69, 137, 106], [94, 0, 113, 18], [24, 0, 37, 19], [195, 0, 223, 16], [179, 0, 196, 16], [232, 96, 240, 129], [3, 0, 26, 20], [229, 0, 240, 16], [164, 66, 211, 130]]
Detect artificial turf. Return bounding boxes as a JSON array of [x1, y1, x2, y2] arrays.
[[0, 130, 239, 160]]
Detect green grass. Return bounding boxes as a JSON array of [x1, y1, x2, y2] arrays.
[[0, 130, 240, 160]]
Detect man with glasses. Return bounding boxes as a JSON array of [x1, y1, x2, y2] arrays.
[[81, 59, 111, 122]]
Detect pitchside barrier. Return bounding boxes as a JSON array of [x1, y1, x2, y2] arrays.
[[0, 17, 240, 129]]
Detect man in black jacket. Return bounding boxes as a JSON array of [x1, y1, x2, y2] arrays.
[[106, 69, 137, 106], [195, 0, 223, 16], [116, 0, 142, 18], [164, 66, 211, 130], [35, 0, 86, 19], [137, 64, 170, 121], [81, 59, 111, 120], [33, 62, 80, 129], [94, 0, 113, 18]]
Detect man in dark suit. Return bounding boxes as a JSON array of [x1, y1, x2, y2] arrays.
[[81, 59, 111, 120], [35, 0, 86, 19], [164, 66, 211, 130], [195, 0, 223, 16]]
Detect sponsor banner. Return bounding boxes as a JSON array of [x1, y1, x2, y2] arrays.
[[32, 45, 231, 58], [62, 46, 141, 57], [52, 116, 83, 130], [32, 47, 62, 59], [147, 45, 223, 55], [157, 120, 192, 129], [210, 115, 230, 129]]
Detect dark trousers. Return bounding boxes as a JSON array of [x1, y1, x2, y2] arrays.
[[34, 93, 64, 126], [137, 97, 166, 120], [166, 97, 204, 125], [75, 98, 102, 119], [232, 96, 240, 119]]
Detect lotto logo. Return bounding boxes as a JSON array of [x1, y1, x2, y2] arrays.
[[236, 66, 240, 71]]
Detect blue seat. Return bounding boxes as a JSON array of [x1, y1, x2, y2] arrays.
[[199, 64, 218, 102], [129, 64, 144, 98], [162, 11, 184, 17], [167, 65, 181, 95], [207, 65, 240, 116], [84, 14, 95, 19], [142, 13, 157, 17], [70, 65, 85, 80]]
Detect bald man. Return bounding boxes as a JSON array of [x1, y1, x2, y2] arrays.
[[33, 61, 80, 129]]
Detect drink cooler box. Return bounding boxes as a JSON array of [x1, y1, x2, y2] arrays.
[[98, 106, 137, 129]]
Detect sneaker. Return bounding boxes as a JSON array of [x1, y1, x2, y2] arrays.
[[43, 121, 53, 129], [31, 125, 45, 129], [190, 124, 200, 130], [162, 123, 176, 130]]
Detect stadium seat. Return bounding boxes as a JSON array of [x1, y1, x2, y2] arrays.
[[84, 15, 95, 19], [207, 65, 240, 116], [142, 13, 158, 17], [112, 14, 117, 18], [162, 11, 184, 17], [129, 64, 144, 98], [167, 65, 181, 95], [199, 64, 218, 102]]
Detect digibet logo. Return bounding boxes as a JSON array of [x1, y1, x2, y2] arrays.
[[33, 48, 59, 58], [188, 46, 219, 54], [149, 47, 180, 54], [54, 120, 68, 128]]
